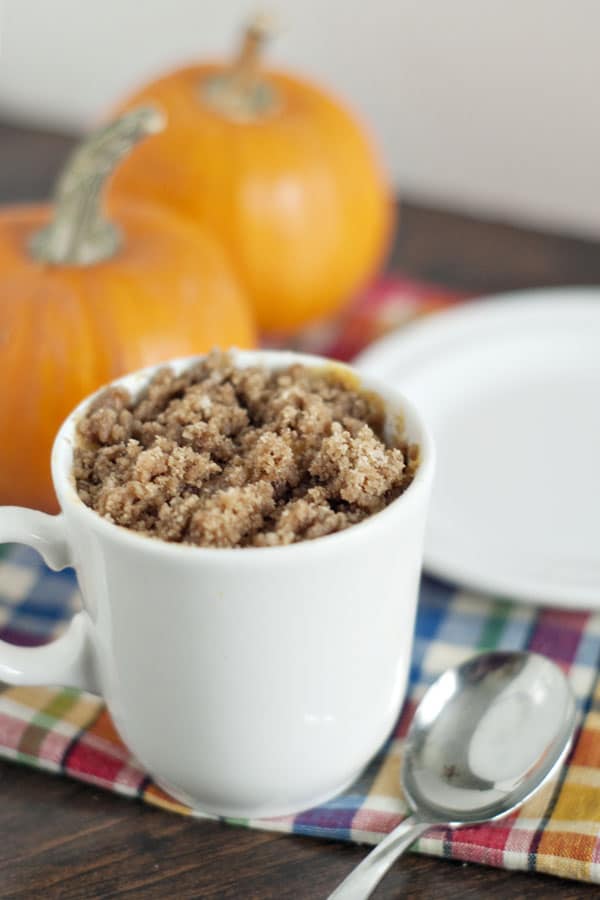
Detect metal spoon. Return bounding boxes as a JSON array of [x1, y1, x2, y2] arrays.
[[328, 650, 577, 899]]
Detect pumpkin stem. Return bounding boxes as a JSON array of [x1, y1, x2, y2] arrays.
[[201, 14, 280, 121], [29, 106, 165, 266], [230, 13, 272, 91]]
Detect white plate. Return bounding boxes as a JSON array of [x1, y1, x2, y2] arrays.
[[357, 287, 600, 608]]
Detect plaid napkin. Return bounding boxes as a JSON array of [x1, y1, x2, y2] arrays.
[[2, 277, 600, 886]]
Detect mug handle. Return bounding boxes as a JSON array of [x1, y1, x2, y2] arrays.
[[0, 507, 98, 692]]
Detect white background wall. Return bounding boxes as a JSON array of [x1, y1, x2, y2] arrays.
[[1, 0, 599, 236]]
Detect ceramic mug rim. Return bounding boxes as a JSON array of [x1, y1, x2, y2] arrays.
[[52, 349, 435, 563]]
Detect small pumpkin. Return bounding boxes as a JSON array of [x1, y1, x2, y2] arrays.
[[110, 17, 394, 334], [0, 108, 255, 513]]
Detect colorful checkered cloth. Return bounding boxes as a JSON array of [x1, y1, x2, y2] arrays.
[[1, 278, 600, 885]]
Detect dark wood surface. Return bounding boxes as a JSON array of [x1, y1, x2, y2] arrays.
[[1, 120, 599, 900]]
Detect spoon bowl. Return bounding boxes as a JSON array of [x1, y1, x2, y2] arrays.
[[329, 650, 577, 899], [404, 650, 576, 825]]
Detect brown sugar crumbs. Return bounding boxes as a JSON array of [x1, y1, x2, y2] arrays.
[[74, 352, 418, 548]]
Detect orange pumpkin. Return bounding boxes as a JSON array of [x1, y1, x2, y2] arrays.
[[0, 108, 255, 513], [110, 17, 394, 334]]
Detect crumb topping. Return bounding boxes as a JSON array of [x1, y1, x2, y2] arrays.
[[74, 352, 417, 548]]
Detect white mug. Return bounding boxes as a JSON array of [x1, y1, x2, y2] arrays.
[[0, 350, 434, 818]]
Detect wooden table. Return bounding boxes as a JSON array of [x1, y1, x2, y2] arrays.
[[1, 121, 598, 900]]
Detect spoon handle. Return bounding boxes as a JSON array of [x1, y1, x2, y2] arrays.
[[327, 814, 432, 899]]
